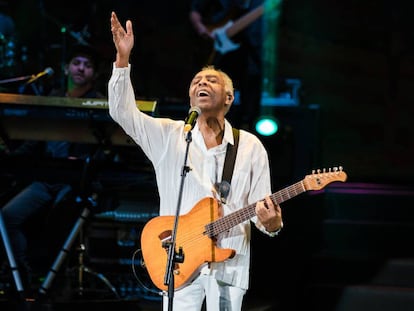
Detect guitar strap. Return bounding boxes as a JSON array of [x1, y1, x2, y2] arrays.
[[217, 128, 239, 203], [222, 127, 240, 183]]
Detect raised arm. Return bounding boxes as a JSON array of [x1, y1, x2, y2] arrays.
[[110, 11, 134, 68]]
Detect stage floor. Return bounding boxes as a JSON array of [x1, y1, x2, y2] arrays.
[[0, 297, 277, 311]]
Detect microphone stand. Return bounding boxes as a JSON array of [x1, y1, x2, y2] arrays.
[[164, 130, 193, 311], [0, 74, 33, 85], [18, 81, 41, 96], [0, 74, 43, 95]]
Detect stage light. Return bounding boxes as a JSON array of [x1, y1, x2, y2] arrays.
[[255, 116, 279, 136]]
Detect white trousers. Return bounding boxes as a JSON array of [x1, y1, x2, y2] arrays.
[[162, 274, 246, 311]]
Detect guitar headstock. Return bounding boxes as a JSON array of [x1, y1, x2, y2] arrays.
[[303, 166, 347, 191]]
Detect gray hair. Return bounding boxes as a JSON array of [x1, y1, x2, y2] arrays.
[[200, 65, 234, 114], [200, 65, 234, 97]]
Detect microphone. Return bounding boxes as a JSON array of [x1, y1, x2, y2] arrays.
[[184, 106, 201, 132], [26, 67, 54, 84]]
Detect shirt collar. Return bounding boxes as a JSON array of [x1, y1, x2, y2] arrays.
[[192, 119, 234, 145], [222, 119, 235, 146]]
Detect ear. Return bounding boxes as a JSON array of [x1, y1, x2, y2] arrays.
[[226, 93, 234, 105]]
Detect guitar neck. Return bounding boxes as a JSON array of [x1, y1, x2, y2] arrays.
[[226, 5, 264, 38], [208, 180, 306, 236]]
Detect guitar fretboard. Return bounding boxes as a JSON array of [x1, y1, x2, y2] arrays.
[[226, 5, 264, 38], [204, 180, 306, 237]]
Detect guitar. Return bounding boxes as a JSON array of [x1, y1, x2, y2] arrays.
[[210, 5, 264, 56], [207, 0, 281, 58], [140, 167, 347, 291]]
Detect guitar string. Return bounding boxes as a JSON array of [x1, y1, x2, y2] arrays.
[[154, 173, 343, 284], [207, 169, 346, 235], [167, 173, 340, 253], [210, 171, 341, 235], [208, 181, 306, 236]]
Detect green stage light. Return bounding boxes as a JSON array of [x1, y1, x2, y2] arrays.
[[255, 116, 279, 136]]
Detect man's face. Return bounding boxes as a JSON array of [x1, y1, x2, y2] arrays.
[[66, 55, 95, 86], [188, 69, 229, 114]]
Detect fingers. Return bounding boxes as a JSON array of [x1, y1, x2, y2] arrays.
[[110, 11, 131, 67], [111, 12, 126, 33], [256, 197, 282, 232], [111, 12, 121, 36], [256, 196, 280, 217], [111, 11, 119, 29], [111, 12, 133, 41], [264, 196, 273, 209], [255, 200, 270, 218], [126, 20, 133, 37]]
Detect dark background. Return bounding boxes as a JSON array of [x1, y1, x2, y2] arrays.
[[2, 1, 414, 310], [2, 0, 414, 184]]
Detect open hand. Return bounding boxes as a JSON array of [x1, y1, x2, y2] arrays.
[[110, 11, 134, 67]]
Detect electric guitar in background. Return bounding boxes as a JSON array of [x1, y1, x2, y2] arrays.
[[140, 167, 348, 291], [210, 5, 264, 56], [206, 0, 280, 64]]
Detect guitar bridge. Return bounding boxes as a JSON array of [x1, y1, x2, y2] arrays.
[[159, 230, 172, 249]]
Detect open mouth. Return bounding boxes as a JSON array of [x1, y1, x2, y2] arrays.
[[197, 90, 209, 97]]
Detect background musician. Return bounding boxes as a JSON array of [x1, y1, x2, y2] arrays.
[[0, 43, 108, 298], [189, 0, 264, 130], [48, 44, 104, 99]]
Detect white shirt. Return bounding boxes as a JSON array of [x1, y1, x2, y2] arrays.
[[108, 64, 276, 290]]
